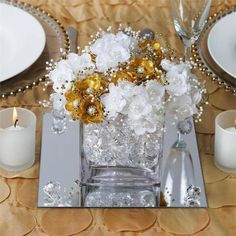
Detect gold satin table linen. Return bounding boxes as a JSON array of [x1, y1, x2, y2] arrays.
[[0, 0, 236, 235]]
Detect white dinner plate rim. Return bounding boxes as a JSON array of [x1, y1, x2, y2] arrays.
[[207, 12, 236, 79], [0, 3, 46, 81]]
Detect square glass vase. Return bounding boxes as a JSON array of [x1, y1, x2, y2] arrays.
[[81, 114, 164, 207]]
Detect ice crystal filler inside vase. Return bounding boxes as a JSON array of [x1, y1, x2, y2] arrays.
[[82, 114, 164, 207]]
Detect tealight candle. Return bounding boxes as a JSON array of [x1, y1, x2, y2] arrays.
[[0, 107, 36, 171], [215, 110, 236, 173]]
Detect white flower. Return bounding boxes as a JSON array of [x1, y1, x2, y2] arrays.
[[101, 80, 165, 135], [165, 67, 190, 96], [90, 32, 131, 72], [67, 53, 95, 75], [101, 83, 127, 118], [160, 59, 174, 71], [96, 44, 130, 72], [90, 33, 116, 55], [165, 73, 188, 97], [128, 95, 152, 120], [161, 59, 192, 96], [146, 80, 165, 106], [166, 95, 196, 121], [50, 93, 66, 111], [132, 85, 149, 98], [49, 60, 75, 93], [117, 80, 135, 98], [115, 31, 137, 50]]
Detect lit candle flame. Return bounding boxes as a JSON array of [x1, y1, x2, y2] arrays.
[[13, 107, 18, 127]]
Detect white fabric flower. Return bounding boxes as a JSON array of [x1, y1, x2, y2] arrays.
[[165, 69, 189, 96], [49, 60, 75, 93], [115, 31, 137, 50], [117, 80, 135, 98], [160, 59, 174, 71], [96, 44, 130, 72], [166, 95, 196, 121], [101, 80, 165, 135], [67, 53, 95, 75], [146, 80, 165, 106], [161, 59, 192, 96], [132, 85, 149, 98], [90, 32, 132, 72], [101, 83, 127, 118], [90, 33, 116, 55], [127, 95, 152, 120]]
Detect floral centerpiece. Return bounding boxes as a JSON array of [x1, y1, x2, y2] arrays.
[[47, 27, 205, 180]]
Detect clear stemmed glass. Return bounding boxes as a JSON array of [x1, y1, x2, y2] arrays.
[[161, 118, 201, 207], [170, 0, 211, 60]]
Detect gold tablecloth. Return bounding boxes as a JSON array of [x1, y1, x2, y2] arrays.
[[0, 0, 236, 235]]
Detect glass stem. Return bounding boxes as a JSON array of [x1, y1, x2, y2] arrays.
[[183, 45, 189, 62], [174, 131, 186, 149], [177, 132, 183, 143]]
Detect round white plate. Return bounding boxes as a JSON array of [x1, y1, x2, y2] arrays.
[[208, 12, 236, 79], [0, 3, 46, 82]]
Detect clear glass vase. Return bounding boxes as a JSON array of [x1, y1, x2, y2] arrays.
[[82, 114, 164, 183], [83, 167, 158, 207], [82, 114, 164, 207]]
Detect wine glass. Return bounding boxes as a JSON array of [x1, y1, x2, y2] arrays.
[[161, 118, 201, 207], [170, 0, 211, 60]]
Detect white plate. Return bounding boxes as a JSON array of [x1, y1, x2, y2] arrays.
[[207, 12, 236, 78], [0, 3, 46, 82]]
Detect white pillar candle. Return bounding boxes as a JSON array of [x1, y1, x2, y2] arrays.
[[215, 110, 236, 173], [0, 107, 36, 171]]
